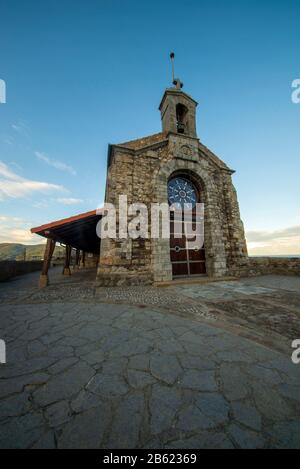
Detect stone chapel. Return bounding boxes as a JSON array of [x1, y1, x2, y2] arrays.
[[96, 77, 248, 286]]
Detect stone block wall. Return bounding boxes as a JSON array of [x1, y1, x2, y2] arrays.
[[229, 257, 300, 277], [97, 142, 166, 286], [0, 261, 43, 282]]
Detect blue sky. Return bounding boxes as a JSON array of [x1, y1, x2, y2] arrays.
[[0, 0, 299, 254]]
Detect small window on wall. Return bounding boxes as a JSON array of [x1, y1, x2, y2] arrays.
[[176, 103, 188, 134]]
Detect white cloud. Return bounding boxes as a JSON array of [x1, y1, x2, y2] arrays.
[[32, 200, 49, 209], [246, 225, 300, 256], [35, 151, 76, 176], [56, 197, 83, 205], [0, 161, 66, 201], [11, 121, 30, 138], [0, 216, 42, 244], [0, 135, 14, 145], [0, 161, 23, 181]]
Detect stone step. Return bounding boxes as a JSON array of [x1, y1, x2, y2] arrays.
[[154, 275, 238, 287]]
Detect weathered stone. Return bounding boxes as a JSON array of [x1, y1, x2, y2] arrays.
[[177, 404, 215, 431], [1, 280, 300, 449], [0, 412, 44, 449], [44, 400, 71, 427], [228, 423, 265, 449], [267, 420, 300, 449], [231, 402, 262, 431], [149, 384, 182, 435], [220, 363, 249, 401], [86, 373, 129, 397], [194, 393, 229, 425], [128, 354, 150, 371], [179, 370, 218, 392], [33, 362, 95, 405], [244, 364, 282, 386], [0, 372, 49, 399], [71, 390, 103, 413], [32, 430, 56, 449], [81, 350, 105, 366], [48, 357, 79, 375], [0, 392, 32, 420], [252, 383, 294, 421], [106, 392, 144, 448], [27, 340, 47, 357], [150, 353, 182, 385], [57, 406, 110, 449], [1, 356, 57, 378], [109, 337, 152, 357], [127, 369, 156, 389], [277, 383, 300, 406], [168, 432, 234, 449], [178, 354, 216, 370]]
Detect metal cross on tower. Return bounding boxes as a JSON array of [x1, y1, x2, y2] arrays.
[[170, 52, 184, 90]]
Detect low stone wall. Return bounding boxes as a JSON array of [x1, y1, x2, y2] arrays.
[[0, 261, 43, 282], [229, 257, 300, 278]]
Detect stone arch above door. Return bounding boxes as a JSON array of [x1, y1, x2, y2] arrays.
[[151, 159, 227, 281]]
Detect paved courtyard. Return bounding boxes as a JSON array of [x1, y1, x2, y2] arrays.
[[0, 267, 299, 448]]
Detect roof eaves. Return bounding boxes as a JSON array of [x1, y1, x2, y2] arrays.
[[31, 209, 103, 235]]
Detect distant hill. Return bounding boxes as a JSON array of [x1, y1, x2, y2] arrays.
[[0, 243, 65, 261]]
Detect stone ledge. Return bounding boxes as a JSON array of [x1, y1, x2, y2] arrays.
[[229, 257, 300, 277], [154, 276, 238, 287]]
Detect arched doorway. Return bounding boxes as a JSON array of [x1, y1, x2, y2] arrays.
[[168, 174, 206, 278]]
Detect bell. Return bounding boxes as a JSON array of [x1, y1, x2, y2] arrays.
[[177, 122, 185, 133]]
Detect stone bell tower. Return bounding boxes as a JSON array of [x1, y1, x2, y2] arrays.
[[159, 79, 198, 138]]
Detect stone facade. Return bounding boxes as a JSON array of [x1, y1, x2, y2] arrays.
[[96, 85, 248, 286]]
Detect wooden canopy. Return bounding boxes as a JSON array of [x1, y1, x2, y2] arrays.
[[31, 209, 103, 255]]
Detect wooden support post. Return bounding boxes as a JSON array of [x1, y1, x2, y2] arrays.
[[39, 238, 56, 288], [79, 251, 86, 269], [63, 245, 72, 276], [73, 249, 80, 271]]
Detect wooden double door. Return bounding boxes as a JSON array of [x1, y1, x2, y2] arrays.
[[170, 218, 206, 277], [168, 175, 206, 278]]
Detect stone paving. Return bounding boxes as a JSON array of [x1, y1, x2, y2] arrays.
[[0, 268, 299, 448]]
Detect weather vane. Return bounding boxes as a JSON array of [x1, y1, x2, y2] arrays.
[[170, 52, 183, 90]]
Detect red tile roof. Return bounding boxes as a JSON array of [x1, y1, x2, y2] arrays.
[[31, 209, 102, 234]]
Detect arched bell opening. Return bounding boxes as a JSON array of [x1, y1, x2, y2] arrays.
[[176, 103, 189, 134]]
